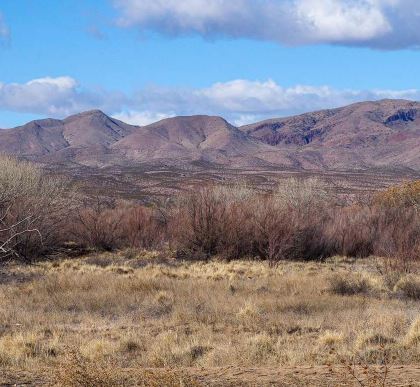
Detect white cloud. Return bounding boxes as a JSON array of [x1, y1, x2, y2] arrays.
[[112, 0, 420, 49], [113, 110, 174, 126], [294, 0, 390, 43], [0, 76, 419, 126], [27, 76, 78, 90], [0, 76, 125, 116], [126, 79, 420, 125]]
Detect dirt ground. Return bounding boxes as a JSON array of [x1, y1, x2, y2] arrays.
[[1, 365, 420, 386]]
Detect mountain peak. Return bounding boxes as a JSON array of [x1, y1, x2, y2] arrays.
[[64, 109, 110, 122], [155, 115, 230, 125]]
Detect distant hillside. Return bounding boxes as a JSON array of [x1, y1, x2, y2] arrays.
[[240, 99, 420, 170], [0, 99, 419, 172]]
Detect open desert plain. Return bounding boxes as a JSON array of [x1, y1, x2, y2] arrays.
[[0, 1, 419, 386]]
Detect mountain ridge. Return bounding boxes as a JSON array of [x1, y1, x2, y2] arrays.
[[0, 99, 419, 172]]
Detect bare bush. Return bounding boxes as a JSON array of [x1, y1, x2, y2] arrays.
[[72, 198, 124, 251], [0, 156, 73, 261], [120, 203, 167, 250], [330, 205, 378, 258], [170, 185, 254, 260], [72, 199, 167, 251], [374, 181, 420, 272], [171, 179, 335, 262]]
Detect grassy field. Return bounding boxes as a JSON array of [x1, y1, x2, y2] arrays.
[[0, 251, 419, 386]]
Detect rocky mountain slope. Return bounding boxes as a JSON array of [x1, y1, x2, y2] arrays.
[[0, 99, 419, 171], [241, 99, 420, 170]]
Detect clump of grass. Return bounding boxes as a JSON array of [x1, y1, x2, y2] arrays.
[[404, 318, 420, 347], [148, 332, 210, 367], [244, 333, 276, 363], [318, 331, 344, 347], [355, 332, 396, 350], [237, 302, 261, 320], [0, 332, 59, 367], [79, 339, 115, 361], [393, 275, 420, 300], [328, 273, 373, 296]]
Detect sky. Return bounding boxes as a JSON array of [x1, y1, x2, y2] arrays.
[[0, 0, 420, 127]]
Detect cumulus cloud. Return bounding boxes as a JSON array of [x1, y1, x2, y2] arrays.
[[0, 76, 419, 126], [112, 0, 420, 49], [124, 79, 420, 125], [0, 76, 125, 117], [113, 110, 174, 125]]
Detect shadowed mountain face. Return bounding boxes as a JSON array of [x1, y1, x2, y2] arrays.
[[241, 99, 420, 170], [0, 99, 419, 171]]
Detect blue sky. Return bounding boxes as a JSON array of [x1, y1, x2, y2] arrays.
[[0, 0, 420, 127]]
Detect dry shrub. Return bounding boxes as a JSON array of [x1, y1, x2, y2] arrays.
[[375, 206, 419, 273], [355, 332, 395, 350], [72, 198, 166, 251], [243, 333, 276, 363], [171, 178, 335, 262], [122, 204, 167, 249], [72, 198, 124, 251], [330, 205, 378, 258], [65, 177, 420, 267], [148, 331, 211, 367], [374, 180, 420, 210], [170, 185, 255, 260], [328, 273, 373, 296], [374, 181, 420, 271], [251, 178, 334, 262], [0, 155, 73, 261]]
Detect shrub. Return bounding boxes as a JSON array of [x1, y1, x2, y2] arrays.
[[170, 185, 255, 260], [121, 204, 167, 250], [374, 181, 420, 271], [330, 205, 378, 258], [72, 199, 167, 252], [0, 155, 73, 261], [72, 198, 124, 251], [171, 179, 336, 263], [374, 180, 420, 210]]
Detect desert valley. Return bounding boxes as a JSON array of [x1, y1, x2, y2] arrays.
[[0, 99, 418, 386], [1, 99, 419, 200], [0, 1, 420, 386]]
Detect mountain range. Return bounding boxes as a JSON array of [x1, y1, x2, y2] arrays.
[[0, 99, 419, 172]]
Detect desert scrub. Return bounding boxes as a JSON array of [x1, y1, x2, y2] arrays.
[[328, 273, 374, 296], [393, 275, 420, 300]]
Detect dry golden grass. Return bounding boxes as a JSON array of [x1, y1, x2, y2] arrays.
[[0, 251, 419, 385]]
